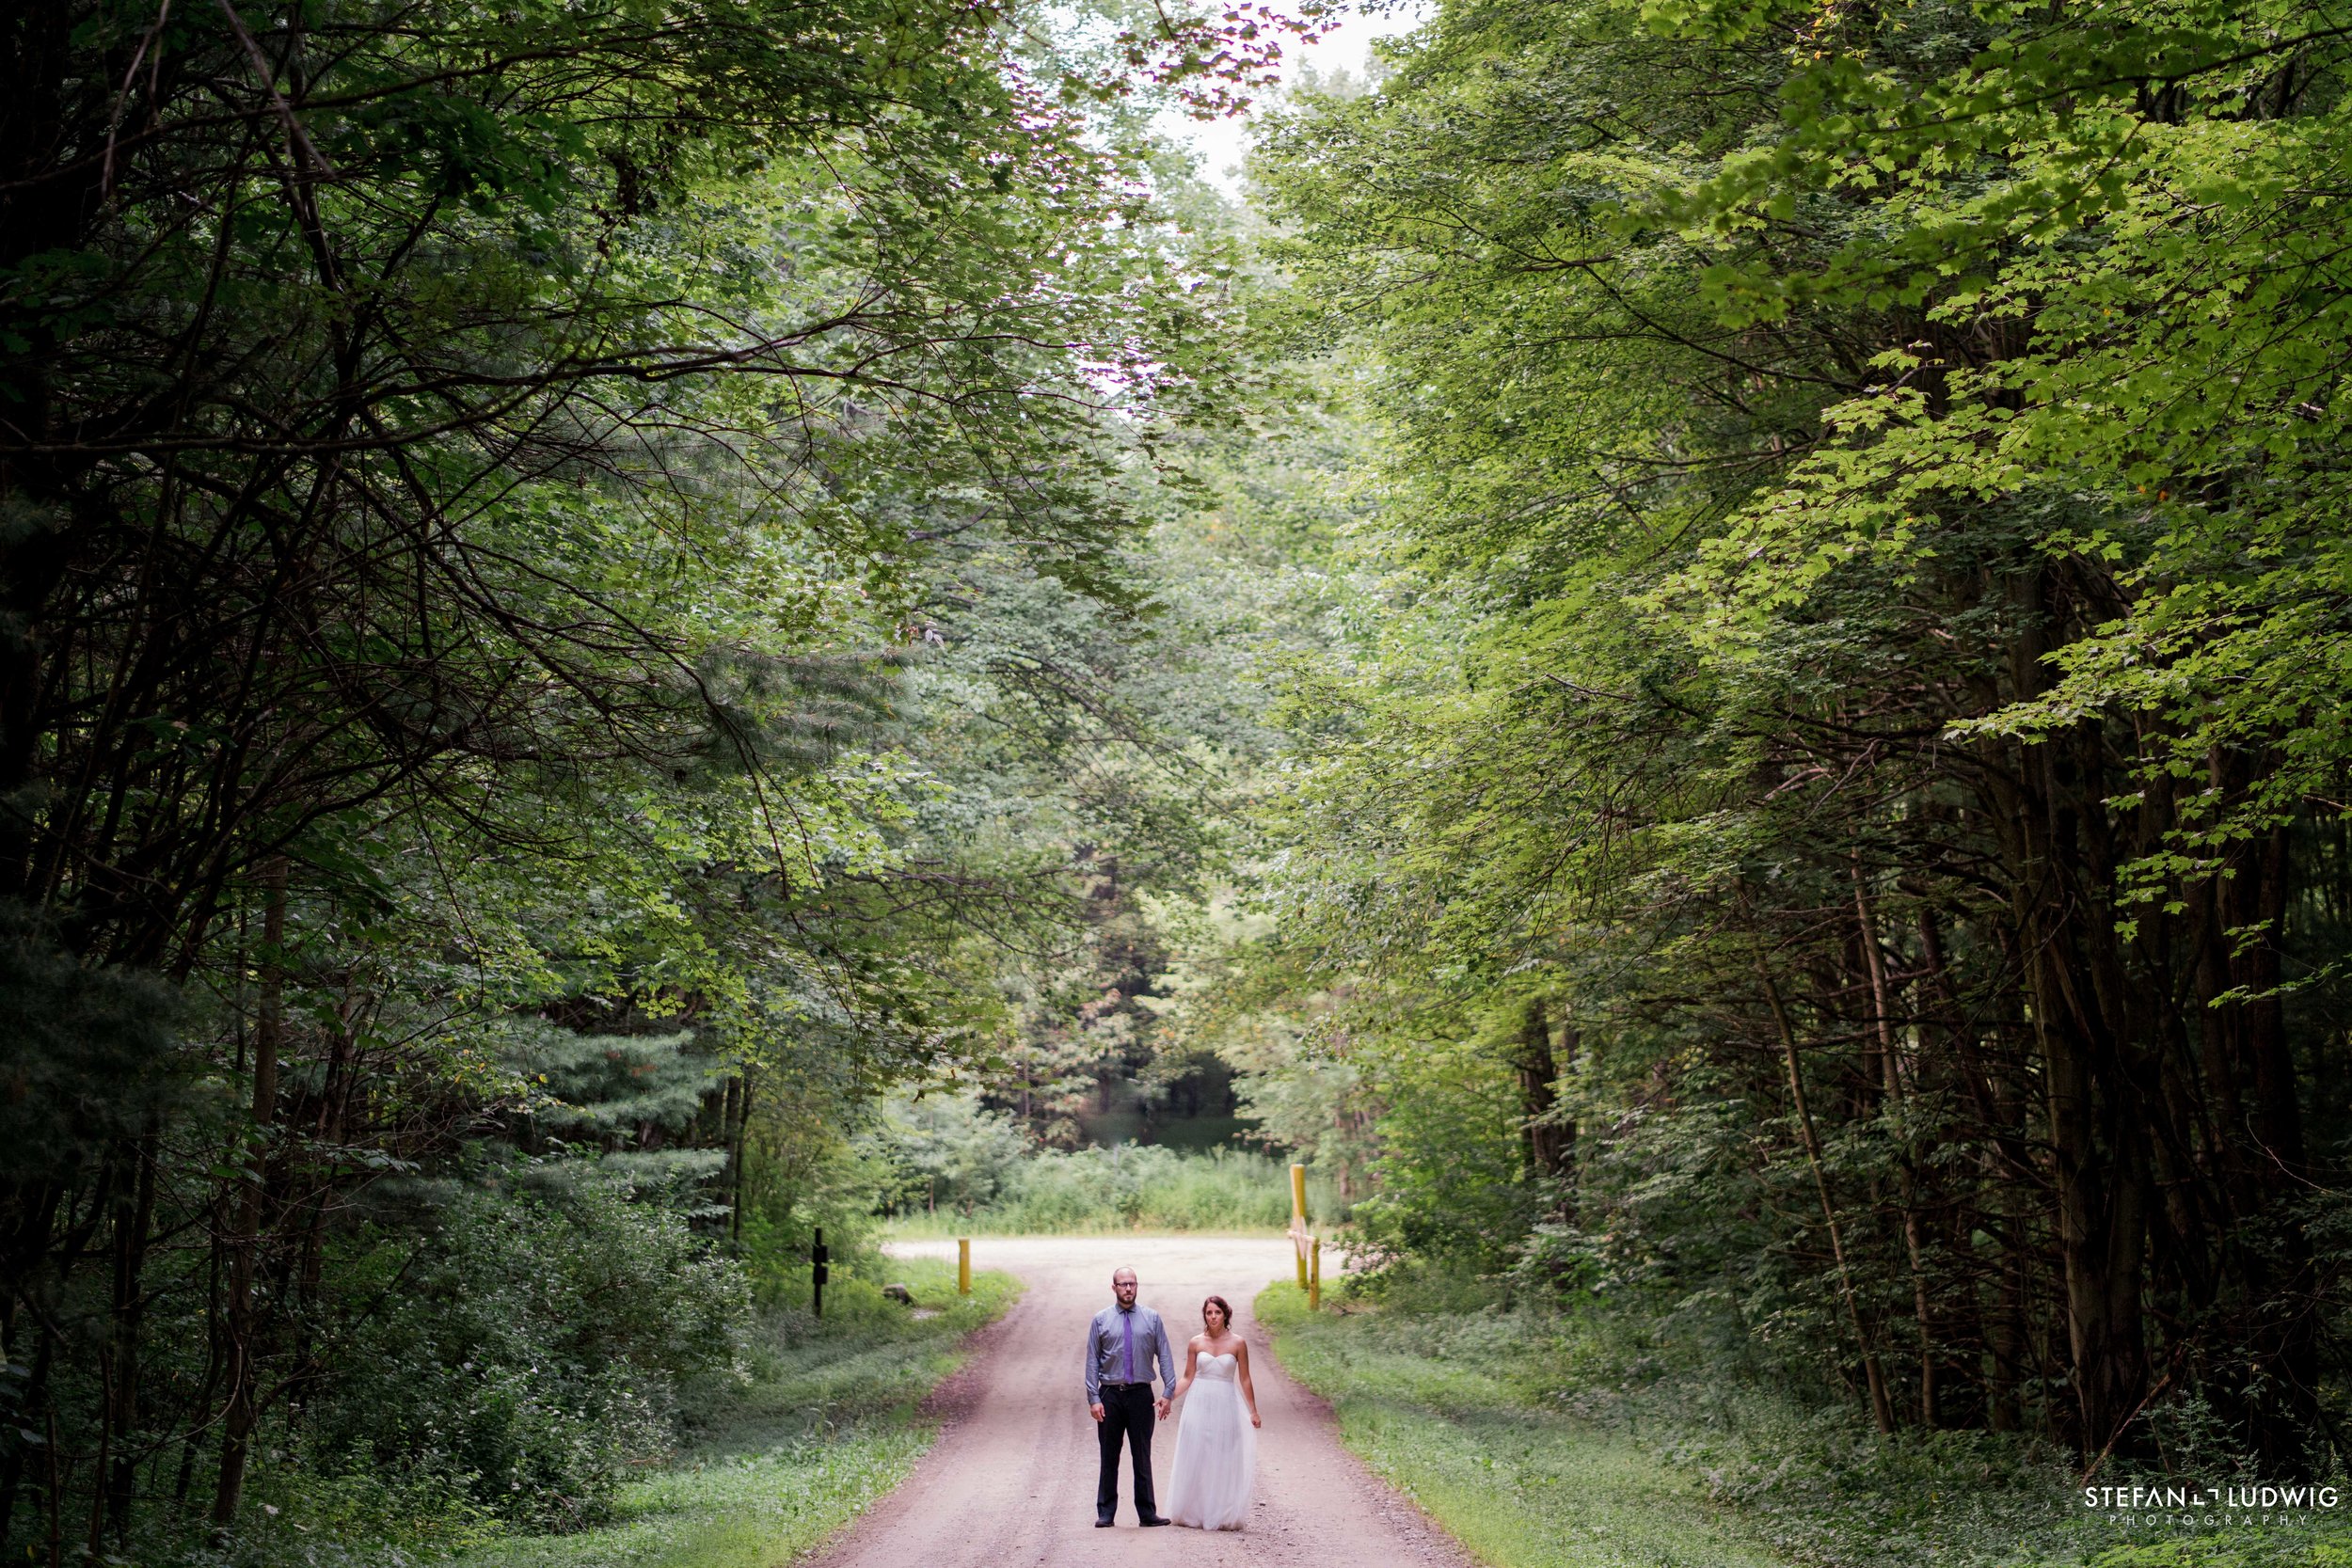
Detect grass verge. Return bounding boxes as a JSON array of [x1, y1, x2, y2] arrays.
[[457, 1258, 1016, 1568], [1255, 1281, 1783, 1568], [1256, 1283, 2352, 1568]]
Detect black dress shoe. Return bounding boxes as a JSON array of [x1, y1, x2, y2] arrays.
[[1139, 1516, 1172, 1527], [1095, 1518, 1115, 1528]]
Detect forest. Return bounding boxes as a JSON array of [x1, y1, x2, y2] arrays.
[[4, 0, 2350, 1561]]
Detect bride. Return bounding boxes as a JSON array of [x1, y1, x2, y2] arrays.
[[1164, 1295, 1261, 1530]]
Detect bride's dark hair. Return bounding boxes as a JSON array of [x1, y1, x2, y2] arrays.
[[1201, 1294, 1233, 1329]]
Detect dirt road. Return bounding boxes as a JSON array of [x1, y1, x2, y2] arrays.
[[803, 1235, 1475, 1568]]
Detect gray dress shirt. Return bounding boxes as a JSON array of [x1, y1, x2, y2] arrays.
[[1082, 1303, 1176, 1403]]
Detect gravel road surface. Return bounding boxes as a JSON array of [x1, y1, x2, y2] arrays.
[[801, 1235, 1475, 1568]]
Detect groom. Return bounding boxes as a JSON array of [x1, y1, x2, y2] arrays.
[[1083, 1265, 1176, 1528]]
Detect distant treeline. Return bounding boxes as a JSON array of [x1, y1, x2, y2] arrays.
[[871, 1107, 1332, 1236]]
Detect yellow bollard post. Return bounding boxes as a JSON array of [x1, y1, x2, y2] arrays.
[[958, 1237, 971, 1296], [1289, 1164, 1310, 1289], [1310, 1236, 1322, 1309]]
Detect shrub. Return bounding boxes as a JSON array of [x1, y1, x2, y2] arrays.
[[308, 1166, 749, 1530], [882, 1143, 1327, 1234]]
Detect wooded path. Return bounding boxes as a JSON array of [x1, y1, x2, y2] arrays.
[[804, 1236, 1475, 1568]]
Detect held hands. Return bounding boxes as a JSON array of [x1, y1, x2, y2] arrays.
[[1089, 1403, 1105, 1423], [1155, 1397, 1171, 1419]]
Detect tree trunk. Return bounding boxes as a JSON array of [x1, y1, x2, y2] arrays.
[[103, 1121, 158, 1539], [727, 1069, 754, 1247], [1758, 958, 1895, 1434], [1513, 996, 1570, 1180], [1854, 863, 1936, 1428], [212, 854, 286, 1528]]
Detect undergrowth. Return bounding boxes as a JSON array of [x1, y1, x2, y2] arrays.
[[453, 1258, 1016, 1568]]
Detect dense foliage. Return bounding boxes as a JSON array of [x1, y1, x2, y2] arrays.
[[14, 0, 2352, 1556], [0, 0, 1285, 1552], [1202, 0, 2352, 1481]]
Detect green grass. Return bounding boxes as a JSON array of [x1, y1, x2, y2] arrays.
[[455, 1259, 1016, 1568], [1256, 1282, 1784, 1568], [1256, 1283, 2352, 1568]]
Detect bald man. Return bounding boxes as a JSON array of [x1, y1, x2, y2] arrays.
[[1082, 1266, 1176, 1527]]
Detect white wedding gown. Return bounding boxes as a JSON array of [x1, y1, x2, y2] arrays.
[[1166, 1352, 1257, 1529]]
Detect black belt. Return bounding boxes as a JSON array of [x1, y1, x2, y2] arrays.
[[1101, 1381, 1151, 1389]]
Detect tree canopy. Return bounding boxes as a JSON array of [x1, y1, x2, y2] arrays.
[[8, 0, 2352, 1556], [1216, 0, 2352, 1469]]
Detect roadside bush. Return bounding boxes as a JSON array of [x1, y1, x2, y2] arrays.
[[309, 1168, 749, 1530], [1342, 1039, 1529, 1273], [738, 1094, 903, 1308]]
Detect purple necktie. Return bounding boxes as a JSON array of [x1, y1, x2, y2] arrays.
[[1123, 1309, 1136, 1382]]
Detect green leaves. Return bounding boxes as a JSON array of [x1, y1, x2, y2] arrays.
[[1236, 0, 2352, 1462]]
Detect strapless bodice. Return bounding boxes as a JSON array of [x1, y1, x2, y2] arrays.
[[1197, 1351, 1238, 1382]]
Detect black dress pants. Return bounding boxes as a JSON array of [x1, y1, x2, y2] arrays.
[[1095, 1382, 1158, 1522]]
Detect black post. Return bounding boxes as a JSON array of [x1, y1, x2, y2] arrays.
[[812, 1228, 829, 1320]]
